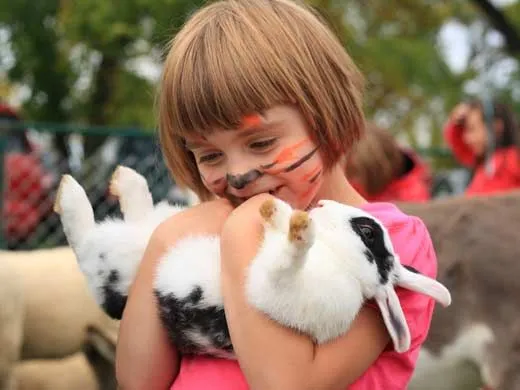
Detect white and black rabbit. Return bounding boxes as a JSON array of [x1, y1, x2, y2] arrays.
[[54, 166, 451, 359]]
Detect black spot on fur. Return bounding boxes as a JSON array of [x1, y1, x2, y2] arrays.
[[99, 253, 106, 261], [101, 270, 127, 320], [187, 286, 203, 304], [350, 217, 394, 284], [108, 270, 119, 283], [155, 286, 233, 356], [404, 265, 419, 274]]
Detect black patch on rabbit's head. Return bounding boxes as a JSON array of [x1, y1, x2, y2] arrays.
[[101, 270, 127, 320], [350, 216, 394, 284]]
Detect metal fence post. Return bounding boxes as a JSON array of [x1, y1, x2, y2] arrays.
[[0, 130, 5, 249]]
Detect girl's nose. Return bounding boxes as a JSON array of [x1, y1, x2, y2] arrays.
[[226, 170, 263, 189]]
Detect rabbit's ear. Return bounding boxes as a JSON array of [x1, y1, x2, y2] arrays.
[[375, 287, 411, 353], [397, 265, 452, 307]]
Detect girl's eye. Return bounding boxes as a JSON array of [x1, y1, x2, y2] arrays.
[[249, 138, 277, 151], [198, 152, 223, 164]]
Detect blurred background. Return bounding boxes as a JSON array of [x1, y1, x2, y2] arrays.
[[1, 1, 520, 389], [0, 0, 518, 249]]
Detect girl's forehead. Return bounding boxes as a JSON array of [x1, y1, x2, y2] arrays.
[[183, 105, 308, 147]]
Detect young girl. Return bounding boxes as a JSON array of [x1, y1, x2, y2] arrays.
[[346, 123, 431, 203], [444, 98, 520, 196], [116, 1, 439, 389]]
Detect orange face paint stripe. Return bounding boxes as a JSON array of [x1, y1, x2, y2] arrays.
[[299, 180, 320, 200], [301, 165, 321, 181], [262, 143, 318, 175], [240, 114, 263, 129], [272, 139, 310, 165]]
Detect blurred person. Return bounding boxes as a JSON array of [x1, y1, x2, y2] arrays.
[[444, 98, 520, 196], [346, 123, 432, 203], [0, 103, 54, 248]]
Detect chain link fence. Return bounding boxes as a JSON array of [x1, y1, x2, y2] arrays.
[[0, 121, 195, 250], [0, 120, 467, 251]]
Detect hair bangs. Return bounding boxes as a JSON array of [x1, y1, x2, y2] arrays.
[[164, 8, 299, 138]]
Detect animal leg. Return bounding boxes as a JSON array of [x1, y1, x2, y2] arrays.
[[288, 210, 315, 255], [109, 165, 154, 222], [54, 175, 96, 250], [259, 198, 293, 234], [252, 199, 315, 276]]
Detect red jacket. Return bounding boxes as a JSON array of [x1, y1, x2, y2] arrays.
[[0, 103, 54, 243], [353, 150, 431, 203], [444, 121, 520, 196], [4, 152, 53, 242]]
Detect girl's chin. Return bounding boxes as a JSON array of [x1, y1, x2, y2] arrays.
[[276, 189, 317, 211]]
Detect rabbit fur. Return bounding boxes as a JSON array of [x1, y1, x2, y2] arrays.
[[54, 166, 451, 359]]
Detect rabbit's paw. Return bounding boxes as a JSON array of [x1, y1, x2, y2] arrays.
[[109, 165, 149, 199], [54, 174, 88, 215], [109, 165, 153, 220], [288, 210, 315, 249], [259, 198, 293, 233]]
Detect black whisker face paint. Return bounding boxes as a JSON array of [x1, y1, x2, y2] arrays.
[[226, 169, 264, 189], [282, 146, 320, 173], [261, 145, 320, 173], [309, 170, 322, 183]]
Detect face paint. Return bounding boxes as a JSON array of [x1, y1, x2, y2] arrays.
[[226, 169, 264, 189], [263, 145, 320, 175], [240, 113, 263, 129], [309, 169, 322, 183], [299, 174, 322, 202], [301, 165, 322, 182], [262, 139, 310, 169]]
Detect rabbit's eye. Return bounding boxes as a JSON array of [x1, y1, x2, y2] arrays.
[[359, 225, 374, 243]]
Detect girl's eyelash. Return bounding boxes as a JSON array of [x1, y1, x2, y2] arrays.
[[250, 138, 277, 149], [198, 152, 222, 163]]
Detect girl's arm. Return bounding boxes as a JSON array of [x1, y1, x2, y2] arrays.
[[116, 198, 234, 390], [220, 194, 390, 390]]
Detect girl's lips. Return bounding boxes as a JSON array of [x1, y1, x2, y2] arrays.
[[224, 186, 284, 206]]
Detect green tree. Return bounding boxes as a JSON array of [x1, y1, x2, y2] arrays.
[[0, 0, 203, 155]]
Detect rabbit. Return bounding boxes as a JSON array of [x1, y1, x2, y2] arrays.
[[55, 165, 451, 359]]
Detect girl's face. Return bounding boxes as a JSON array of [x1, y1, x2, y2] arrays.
[[184, 105, 325, 210], [463, 109, 488, 157]]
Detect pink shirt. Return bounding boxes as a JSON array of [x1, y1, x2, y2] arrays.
[[171, 202, 438, 390]]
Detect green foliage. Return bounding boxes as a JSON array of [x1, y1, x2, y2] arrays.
[[309, 0, 471, 154], [0, 0, 203, 131], [1, 0, 519, 167]]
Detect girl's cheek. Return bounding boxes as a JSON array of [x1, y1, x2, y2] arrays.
[[199, 168, 227, 195]]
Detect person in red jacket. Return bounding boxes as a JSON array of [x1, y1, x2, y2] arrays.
[[1, 103, 54, 247], [444, 98, 520, 196], [346, 123, 431, 203]]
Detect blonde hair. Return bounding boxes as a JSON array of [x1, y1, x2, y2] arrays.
[[159, 0, 365, 201], [346, 123, 404, 196]]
